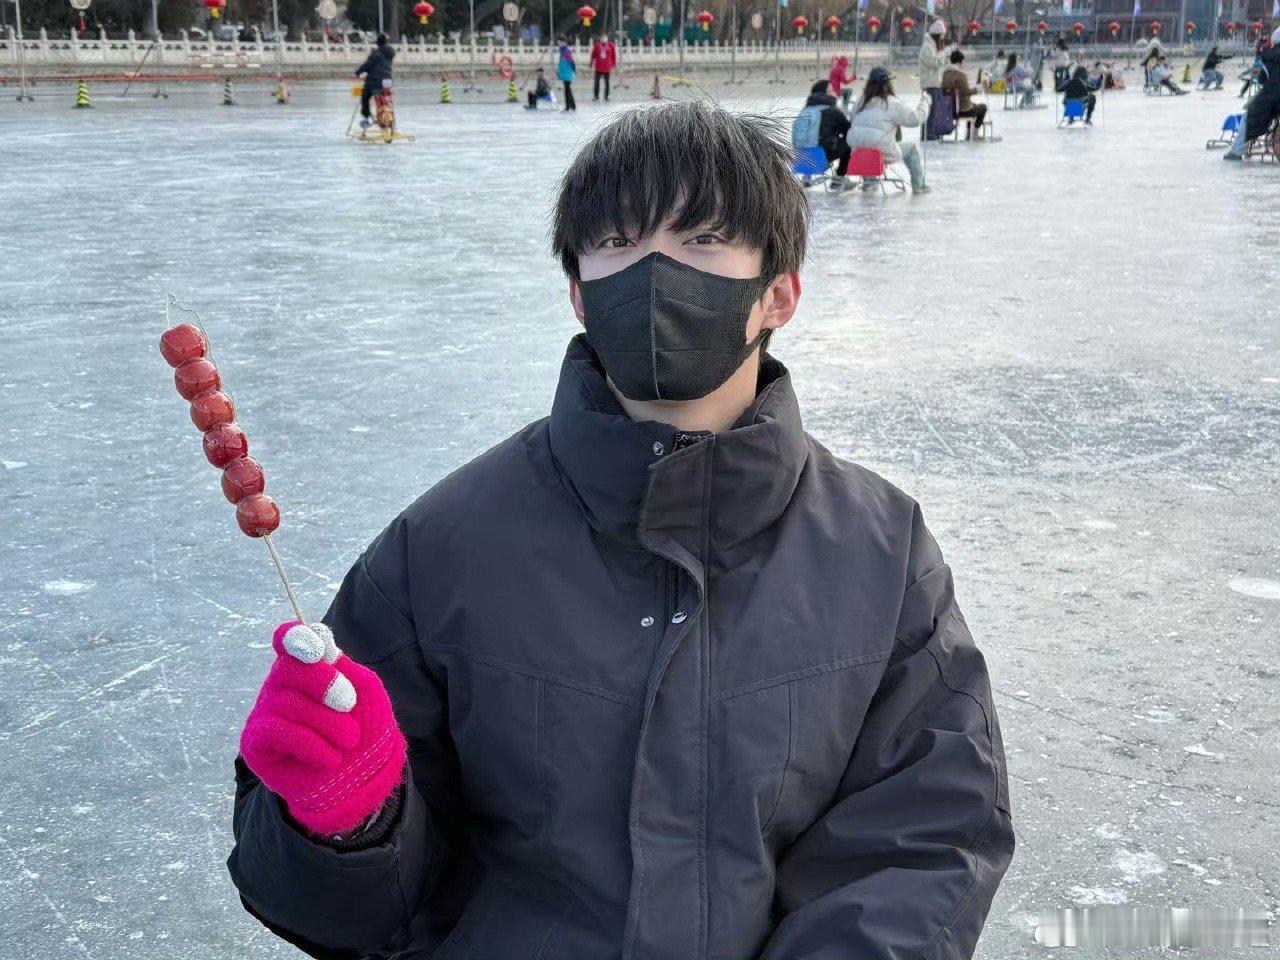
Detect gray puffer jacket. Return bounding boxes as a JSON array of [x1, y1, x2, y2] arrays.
[[228, 334, 1015, 960]]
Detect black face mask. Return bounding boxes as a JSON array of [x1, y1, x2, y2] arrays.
[[578, 251, 772, 402]]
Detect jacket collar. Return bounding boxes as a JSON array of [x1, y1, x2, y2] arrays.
[[547, 334, 809, 558]]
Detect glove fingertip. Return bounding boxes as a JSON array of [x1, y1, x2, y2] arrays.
[[323, 673, 358, 713]]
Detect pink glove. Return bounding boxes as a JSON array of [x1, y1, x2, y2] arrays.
[[240, 620, 406, 837]]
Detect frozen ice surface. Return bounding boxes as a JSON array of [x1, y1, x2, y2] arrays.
[[0, 78, 1277, 958]]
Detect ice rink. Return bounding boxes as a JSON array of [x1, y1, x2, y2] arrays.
[[1, 73, 1277, 958]]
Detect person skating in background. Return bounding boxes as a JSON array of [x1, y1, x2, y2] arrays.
[[1238, 36, 1270, 98], [589, 33, 617, 101], [1049, 37, 1071, 91], [942, 50, 989, 139], [557, 35, 578, 111], [792, 79, 852, 187], [1225, 27, 1280, 160], [983, 48, 1008, 87], [1061, 65, 1099, 125], [1005, 53, 1036, 107], [226, 100, 1013, 959], [918, 19, 951, 140], [849, 66, 931, 192], [1198, 45, 1230, 90], [828, 54, 855, 107], [1149, 55, 1188, 95], [525, 67, 553, 109], [354, 33, 394, 129]]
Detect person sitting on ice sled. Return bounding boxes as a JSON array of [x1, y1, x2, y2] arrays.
[[525, 67, 554, 110], [227, 101, 1015, 960], [355, 33, 395, 129]]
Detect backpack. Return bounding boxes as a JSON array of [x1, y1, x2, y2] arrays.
[[928, 91, 957, 138], [791, 106, 823, 150]]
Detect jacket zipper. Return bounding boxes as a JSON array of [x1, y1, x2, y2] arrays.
[[660, 431, 702, 622]]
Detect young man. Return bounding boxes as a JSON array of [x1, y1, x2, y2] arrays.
[[942, 50, 989, 138], [793, 79, 852, 185], [590, 33, 618, 101], [354, 33, 395, 129], [228, 102, 1014, 959]]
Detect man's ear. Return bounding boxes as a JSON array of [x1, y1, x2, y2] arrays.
[[569, 278, 586, 327], [761, 272, 801, 332]]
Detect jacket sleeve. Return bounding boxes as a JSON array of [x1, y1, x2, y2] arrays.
[[354, 52, 373, 76], [760, 506, 1015, 960], [227, 522, 452, 959]]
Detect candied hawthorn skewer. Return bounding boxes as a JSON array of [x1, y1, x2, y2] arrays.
[[159, 319, 305, 623]]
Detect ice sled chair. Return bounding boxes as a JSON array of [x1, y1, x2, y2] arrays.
[[1058, 98, 1089, 127], [792, 146, 836, 189], [847, 147, 906, 195], [1245, 117, 1279, 162], [1143, 67, 1172, 95], [1206, 112, 1244, 149]]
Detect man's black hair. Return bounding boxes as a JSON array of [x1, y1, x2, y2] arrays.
[[950, 49, 965, 64], [376, 32, 388, 45], [552, 101, 809, 281], [809, 79, 829, 95]]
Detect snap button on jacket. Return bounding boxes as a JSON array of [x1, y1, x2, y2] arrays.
[[229, 334, 1014, 960]]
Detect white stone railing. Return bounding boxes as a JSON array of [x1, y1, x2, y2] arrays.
[[2, 26, 885, 71]]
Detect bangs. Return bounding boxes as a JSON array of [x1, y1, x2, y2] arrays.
[[552, 102, 809, 279]]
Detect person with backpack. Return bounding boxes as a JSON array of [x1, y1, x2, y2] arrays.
[[848, 66, 931, 192], [918, 20, 952, 140], [792, 79, 853, 186]]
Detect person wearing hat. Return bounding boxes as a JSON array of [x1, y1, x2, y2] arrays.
[[1224, 26, 1280, 160], [918, 19, 952, 140], [848, 66, 932, 192]]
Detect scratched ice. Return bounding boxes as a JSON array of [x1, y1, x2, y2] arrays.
[[0, 78, 1276, 958]]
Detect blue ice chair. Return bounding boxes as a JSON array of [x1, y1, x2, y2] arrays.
[[792, 146, 834, 188], [1205, 112, 1243, 149], [1058, 98, 1088, 127]]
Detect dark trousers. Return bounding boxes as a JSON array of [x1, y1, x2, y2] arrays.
[[593, 71, 610, 100], [527, 91, 540, 108], [563, 80, 576, 110], [823, 140, 851, 176], [360, 83, 374, 119], [1082, 94, 1096, 122], [958, 102, 989, 134]]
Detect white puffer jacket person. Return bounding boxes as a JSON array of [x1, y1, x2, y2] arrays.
[[847, 67, 931, 192]]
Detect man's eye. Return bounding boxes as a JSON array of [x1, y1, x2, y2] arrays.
[[599, 236, 633, 249], [685, 233, 723, 246]]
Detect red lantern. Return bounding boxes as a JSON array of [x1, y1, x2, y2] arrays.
[[1005, 19, 1017, 34], [900, 16, 915, 33], [1225, 20, 1237, 34], [1036, 20, 1047, 33], [866, 15, 882, 32], [968, 19, 981, 35], [1149, 19, 1160, 33], [1072, 21, 1084, 36], [204, 0, 226, 19], [826, 15, 841, 34], [1250, 19, 1263, 33], [413, 0, 433, 24], [792, 15, 808, 33], [696, 9, 714, 30], [1184, 19, 1194, 34], [1108, 20, 1120, 36], [577, 4, 596, 26]]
